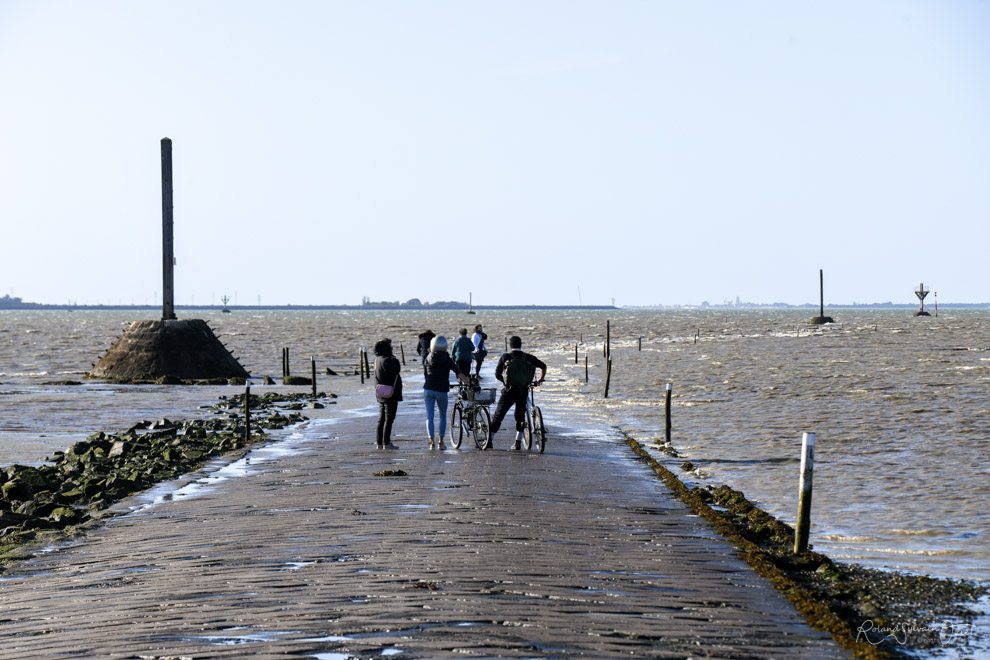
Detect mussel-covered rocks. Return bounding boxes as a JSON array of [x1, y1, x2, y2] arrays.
[[0, 390, 326, 547]]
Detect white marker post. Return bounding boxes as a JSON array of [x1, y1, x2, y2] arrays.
[[794, 432, 816, 554]]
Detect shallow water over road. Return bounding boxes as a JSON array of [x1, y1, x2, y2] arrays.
[[1, 307, 987, 581]]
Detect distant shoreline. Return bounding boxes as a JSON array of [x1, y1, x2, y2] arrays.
[[1, 302, 987, 311], [0, 303, 619, 312]]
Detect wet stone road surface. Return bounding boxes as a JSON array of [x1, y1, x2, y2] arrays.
[[0, 399, 847, 659]]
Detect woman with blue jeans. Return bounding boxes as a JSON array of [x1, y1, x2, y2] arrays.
[[423, 335, 470, 450]]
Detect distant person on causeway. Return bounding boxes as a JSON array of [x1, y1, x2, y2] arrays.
[[490, 335, 547, 450], [471, 324, 488, 377], [416, 330, 436, 367], [450, 328, 475, 378]]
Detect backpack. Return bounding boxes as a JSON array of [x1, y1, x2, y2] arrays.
[[504, 352, 536, 387]]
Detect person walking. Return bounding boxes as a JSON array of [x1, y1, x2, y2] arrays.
[[490, 335, 547, 450], [450, 328, 475, 379], [471, 324, 489, 378], [373, 338, 403, 450], [423, 335, 470, 450], [417, 330, 436, 367]]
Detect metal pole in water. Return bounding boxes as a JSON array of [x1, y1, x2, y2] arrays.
[[359, 348, 365, 384], [585, 355, 588, 383], [311, 356, 317, 396], [794, 432, 816, 554], [819, 270, 825, 320], [575, 344, 578, 364]]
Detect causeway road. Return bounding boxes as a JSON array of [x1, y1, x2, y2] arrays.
[[0, 389, 846, 658]]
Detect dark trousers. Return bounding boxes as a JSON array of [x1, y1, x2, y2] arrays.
[[455, 360, 472, 379], [376, 399, 398, 445], [491, 387, 528, 435], [473, 354, 485, 376]]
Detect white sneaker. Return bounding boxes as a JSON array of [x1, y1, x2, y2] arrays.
[[428, 435, 435, 450]]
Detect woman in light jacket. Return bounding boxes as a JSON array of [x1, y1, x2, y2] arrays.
[[373, 338, 403, 450]]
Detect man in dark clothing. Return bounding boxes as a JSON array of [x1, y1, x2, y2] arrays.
[[490, 335, 547, 450]]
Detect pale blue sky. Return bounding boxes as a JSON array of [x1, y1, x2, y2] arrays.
[[2, 1, 988, 306]]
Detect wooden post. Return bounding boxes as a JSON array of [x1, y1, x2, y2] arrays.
[[606, 319, 610, 359], [363, 348, 371, 379], [604, 357, 612, 398], [359, 348, 365, 384], [585, 355, 589, 383], [695, 329, 699, 344], [244, 384, 251, 443], [665, 383, 672, 443], [281, 348, 286, 378], [285, 347, 290, 377], [311, 356, 317, 396], [794, 432, 816, 554], [638, 336, 642, 351], [505, 336, 508, 351], [160, 138, 177, 321], [574, 344, 578, 364], [400, 342, 405, 365]]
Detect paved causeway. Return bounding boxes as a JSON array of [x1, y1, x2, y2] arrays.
[[0, 396, 846, 658]]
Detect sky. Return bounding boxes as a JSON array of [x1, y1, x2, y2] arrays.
[[1, 1, 988, 307]]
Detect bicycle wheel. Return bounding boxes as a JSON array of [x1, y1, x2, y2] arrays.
[[521, 408, 532, 450], [532, 405, 545, 453], [449, 403, 464, 449], [473, 406, 491, 450]]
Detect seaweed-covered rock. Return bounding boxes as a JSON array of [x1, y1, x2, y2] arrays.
[[1, 390, 327, 548]]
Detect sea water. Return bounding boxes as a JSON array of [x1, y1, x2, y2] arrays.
[[1, 307, 987, 583]]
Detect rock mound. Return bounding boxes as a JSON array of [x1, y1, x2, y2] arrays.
[[89, 319, 249, 382]]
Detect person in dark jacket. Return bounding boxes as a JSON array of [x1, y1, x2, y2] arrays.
[[490, 335, 547, 450], [423, 335, 470, 450], [373, 338, 403, 450], [449, 328, 475, 377], [416, 330, 436, 367]]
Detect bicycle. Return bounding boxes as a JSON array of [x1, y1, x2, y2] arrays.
[[449, 381, 495, 449], [522, 379, 547, 453]]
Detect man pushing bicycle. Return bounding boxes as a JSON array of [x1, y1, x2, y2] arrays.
[[490, 335, 547, 450]]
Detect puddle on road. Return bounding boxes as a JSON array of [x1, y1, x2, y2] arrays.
[[185, 626, 300, 646]]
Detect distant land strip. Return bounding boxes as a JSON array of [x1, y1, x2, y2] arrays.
[[2, 296, 988, 311], [0, 301, 616, 312]]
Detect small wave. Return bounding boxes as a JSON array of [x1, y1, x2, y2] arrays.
[[832, 545, 960, 557], [889, 528, 944, 537], [821, 534, 877, 543]]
